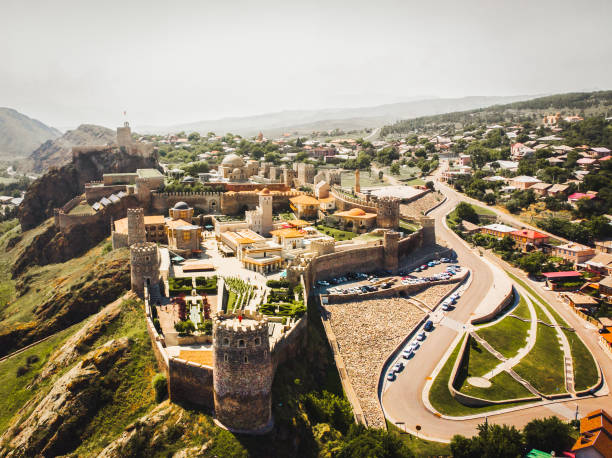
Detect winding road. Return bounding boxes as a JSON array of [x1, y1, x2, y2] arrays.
[[378, 173, 612, 442]]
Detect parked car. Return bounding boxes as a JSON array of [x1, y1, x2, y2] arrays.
[[417, 331, 426, 341], [393, 362, 404, 372], [424, 320, 434, 332], [387, 372, 396, 381]]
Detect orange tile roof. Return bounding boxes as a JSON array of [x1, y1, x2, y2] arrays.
[[510, 229, 549, 239], [144, 215, 165, 225], [572, 410, 612, 456], [290, 195, 320, 206], [270, 228, 304, 238], [166, 218, 192, 229], [335, 208, 377, 219], [287, 219, 310, 228]]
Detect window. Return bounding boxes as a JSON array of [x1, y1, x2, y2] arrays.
[[224, 354, 228, 362], [223, 338, 229, 346], [254, 337, 261, 346], [244, 356, 248, 363], [238, 339, 245, 348], [183, 231, 191, 241]]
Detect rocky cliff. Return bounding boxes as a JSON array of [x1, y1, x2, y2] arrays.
[[0, 338, 132, 457], [27, 124, 115, 173], [0, 107, 60, 158], [19, 146, 158, 230]]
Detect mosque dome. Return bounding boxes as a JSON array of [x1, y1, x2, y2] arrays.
[[221, 153, 245, 168], [173, 201, 190, 210]]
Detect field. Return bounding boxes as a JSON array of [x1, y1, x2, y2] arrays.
[[315, 224, 357, 241], [476, 315, 530, 359]]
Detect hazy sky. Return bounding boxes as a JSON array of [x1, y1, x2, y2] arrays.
[[1, 0, 611, 129]]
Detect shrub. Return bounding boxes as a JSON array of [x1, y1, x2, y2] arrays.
[[152, 373, 168, 402], [266, 279, 290, 288], [200, 319, 213, 335], [174, 320, 196, 334], [26, 355, 39, 365], [16, 366, 29, 377], [153, 318, 162, 334]]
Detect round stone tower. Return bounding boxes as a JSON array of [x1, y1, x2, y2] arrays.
[[213, 312, 273, 433], [376, 196, 400, 229], [127, 207, 146, 246], [130, 242, 160, 297]]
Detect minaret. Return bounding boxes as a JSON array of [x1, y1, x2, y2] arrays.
[[355, 169, 360, 194], [259, 188, 273, 236]]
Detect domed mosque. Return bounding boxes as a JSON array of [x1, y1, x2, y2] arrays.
[[219, 153, 259, 182]]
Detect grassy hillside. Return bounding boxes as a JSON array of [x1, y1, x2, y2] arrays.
[[381, 90, 612, 136]]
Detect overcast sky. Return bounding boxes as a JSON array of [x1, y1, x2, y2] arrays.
[[1, 0, 611, 130]]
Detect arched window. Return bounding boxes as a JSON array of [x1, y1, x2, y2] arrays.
[[224, 354, 228, 362], [238, 339, 245, 348], [254, 337, 261, 346], [223, 338, 229, 346], [244, 356, 248, 363]]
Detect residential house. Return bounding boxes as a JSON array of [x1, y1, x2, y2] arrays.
[[549, 242, 595, 264], [289, 194, 321, 220], [542, 113, 560, 127], [577, 157, 598, 169], [480, 223, 517, 238], [591, 147, 612, 158], [595, 240, 612, 254], [568, 192, 597, 204], [529, 182, 553, 197], [547, 183, 570, 197], [542, 271, 582, 290], [511, 143, 535, 159], [585, 252, 612, 276], [509, 175, 542, 190], [510, 229, 549, 251], [600, 276, 612, 298], [571, 409, 612, 458], [562, 291, 599, 312]]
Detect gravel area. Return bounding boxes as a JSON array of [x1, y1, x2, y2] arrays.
[[400, 191, 443, 218], [326, 298, 425, 428]]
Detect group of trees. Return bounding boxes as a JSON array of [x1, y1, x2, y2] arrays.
[[451, 417, 575, 458], [537, 215, 612, 245]]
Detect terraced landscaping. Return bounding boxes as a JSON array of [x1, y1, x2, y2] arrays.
[[513, 324, 566, 396], [476, 316, 530, 359], [563, 329, 599, 391]]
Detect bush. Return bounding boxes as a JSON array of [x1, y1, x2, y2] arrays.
[[26, 355, 39, 365], [153, 318, 161, 334], [174, 320, 196, 334], [16, 366, 29, 377], [152, 373, 168, 402], [266, 279, 290, 288], [200, 319, 213, 335]]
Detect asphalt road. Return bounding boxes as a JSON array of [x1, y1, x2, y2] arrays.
[[379, 174, 612, 442]]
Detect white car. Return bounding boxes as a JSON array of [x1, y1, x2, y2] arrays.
[[387, 372, 395, 381], [402, 349, 413, 359], [416, 331, 426, 341]]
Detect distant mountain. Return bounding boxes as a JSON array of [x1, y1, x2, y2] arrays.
[[381, 90, 612, 136], [26, 124, 116, 173], [137, 95, 540, 137], [0, 107, 60, 158]]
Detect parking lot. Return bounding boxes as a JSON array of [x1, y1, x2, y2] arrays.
[[316, 256, 462, 297]]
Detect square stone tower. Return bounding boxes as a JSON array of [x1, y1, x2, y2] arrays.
[[259, 188, 273, 236]]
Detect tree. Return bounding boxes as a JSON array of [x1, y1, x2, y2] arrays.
[[296, 151, 309, 162], [523, 417, 574, 454], [175, 297, 187, 321], [337, 425, 414, 458], [188, 132, 200, 142], [456, 202, 479, 224], [390, 163, 400, 175], [425, 181, 434, 190], [451, 423, 525, 458], [378, 170, 384, 181]]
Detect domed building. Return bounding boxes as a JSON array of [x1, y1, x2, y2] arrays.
[[219, 154, 260, 182], [333, 206, 377, 233], [169, 201, 194, 220]]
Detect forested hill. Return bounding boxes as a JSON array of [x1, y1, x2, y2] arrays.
[[381, 90, 612, 136]]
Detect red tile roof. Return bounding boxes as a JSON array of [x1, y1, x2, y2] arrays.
[[542, 271, 581, 278], [510, 229, 549, 240]]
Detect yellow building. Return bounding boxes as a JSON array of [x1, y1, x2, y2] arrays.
[[166, 218, 202, 254], [290, 194, 321, 220], [270, 227, 305, 250], [333, 208, 377, 233]]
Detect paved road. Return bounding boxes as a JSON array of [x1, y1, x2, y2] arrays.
[[379, 174, 612, 442]]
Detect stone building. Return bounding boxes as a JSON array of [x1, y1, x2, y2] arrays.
[[169, 201, 194, 220], [376, 196, 400, 229], [282, 167, 296, 187], [218, 154, 260, 182], [130, 242, 160, 296], [213, 312, 274, 433], [384, 231, 400, 272], [245, 188, 274, 236], [127, 207, 146, 246], [166, 202, 202, 255]]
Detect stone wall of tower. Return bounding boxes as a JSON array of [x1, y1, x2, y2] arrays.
[[310, 239, 336, 256], [259, 194, 273, 236], [127, 207, 146, 245], [355, 169, 360, 193], [376, 196, 400, 229], [419, 216, 436, 246], [297, 163, 315, 185], [130, 242, 160, 297], [117, 122, 132, 147], [383, 231, 400, 273], [283, 168, 296, 187], [213, 313, 273, 433]]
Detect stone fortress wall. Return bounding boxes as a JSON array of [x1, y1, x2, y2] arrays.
[[54, 193, 140, 232]]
